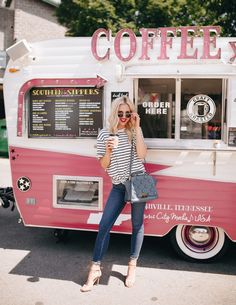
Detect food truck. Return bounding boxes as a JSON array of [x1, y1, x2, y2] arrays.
[[3, 26, 236, 261]]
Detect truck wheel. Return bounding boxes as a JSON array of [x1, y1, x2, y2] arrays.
[[53, 229, 69, 243], [170, 225, 229, 262]]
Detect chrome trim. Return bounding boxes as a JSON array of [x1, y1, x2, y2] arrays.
[[189, 227, 211, 244]]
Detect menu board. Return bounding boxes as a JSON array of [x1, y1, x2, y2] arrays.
[[29, 87, 103, 138]]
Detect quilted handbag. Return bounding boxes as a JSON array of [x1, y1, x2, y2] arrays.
[[124, 172, 158, 203], [124, 139, 158, 203]]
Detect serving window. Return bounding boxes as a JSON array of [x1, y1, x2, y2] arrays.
[[180, 79, 222, 140], [53, 176, 103, 210], [137, 78, 225, 142], [138, 79, 175, 138]]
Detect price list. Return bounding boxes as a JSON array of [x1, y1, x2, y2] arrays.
[[29, 87, 103, 138]]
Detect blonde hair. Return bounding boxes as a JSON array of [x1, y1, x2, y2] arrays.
[[108, 96, 135, 141]]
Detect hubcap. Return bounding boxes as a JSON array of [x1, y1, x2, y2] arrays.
[[189, 227, 210, 244], [182, 226, 219, 253]]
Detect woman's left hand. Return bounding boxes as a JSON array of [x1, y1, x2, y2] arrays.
[[131, 112, 140, 129]]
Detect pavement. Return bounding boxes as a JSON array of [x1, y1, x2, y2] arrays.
[[0, 252, 235, 305]]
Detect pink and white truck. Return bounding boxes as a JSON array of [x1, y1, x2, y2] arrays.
[[3, 26, 236, 261]]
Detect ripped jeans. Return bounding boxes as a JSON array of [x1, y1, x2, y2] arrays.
[[92, 183, 146, 263]]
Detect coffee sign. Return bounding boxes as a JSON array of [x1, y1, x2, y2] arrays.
[[91, 26, 236, 62], [187, 94, 216, 124]]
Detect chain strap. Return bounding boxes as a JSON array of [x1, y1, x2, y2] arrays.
[[128, 137, 134, 180]]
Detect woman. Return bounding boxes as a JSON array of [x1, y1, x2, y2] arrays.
[[81, 96, 147, 292]]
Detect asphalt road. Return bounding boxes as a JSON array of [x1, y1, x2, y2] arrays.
[[1, 157, 236, 305]]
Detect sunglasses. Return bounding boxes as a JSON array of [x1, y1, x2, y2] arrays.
[[118, 111, 132, 118]]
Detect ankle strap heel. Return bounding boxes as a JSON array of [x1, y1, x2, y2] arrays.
[[80, 264, 102, 292], [125, 261, 137, 288]]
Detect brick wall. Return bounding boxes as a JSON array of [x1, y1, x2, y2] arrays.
[[14, 0, 66, 42], [0, 7, 14, 50], [0, 0, 66, 114]]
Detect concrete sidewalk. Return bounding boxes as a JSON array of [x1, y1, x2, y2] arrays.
[[0, 157, 12, 187]]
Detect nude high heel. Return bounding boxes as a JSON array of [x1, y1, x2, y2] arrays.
[[125, 259, 137, 288], [80, 263, 102, 292]]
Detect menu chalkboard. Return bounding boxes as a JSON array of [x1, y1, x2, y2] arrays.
[[29, 87, 103, 138]]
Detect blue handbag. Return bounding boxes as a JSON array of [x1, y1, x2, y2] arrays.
[[124, 140, 158, 203]]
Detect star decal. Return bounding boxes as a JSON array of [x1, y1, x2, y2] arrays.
[[17, 177, 31, 192]]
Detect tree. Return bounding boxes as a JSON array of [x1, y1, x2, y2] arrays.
[[171, 0, 236, 36], [56, 0, 236, 37], [135, 0, 173, 29], [56, 0, 174, 36], [56, 0, 137, 36], [204, 0, 236, 36]]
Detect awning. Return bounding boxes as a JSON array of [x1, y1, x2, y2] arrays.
[[123, 62, 236, 78]]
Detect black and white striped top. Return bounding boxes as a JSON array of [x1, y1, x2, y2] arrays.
[[97, 128, 145, 185]]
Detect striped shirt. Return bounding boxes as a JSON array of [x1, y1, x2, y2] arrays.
[[97, 128, 145, 184]]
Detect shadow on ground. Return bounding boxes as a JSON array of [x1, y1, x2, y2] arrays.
[[1, 207, 236, 286]]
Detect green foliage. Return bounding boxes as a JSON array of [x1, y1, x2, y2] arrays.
[[56, 0, 117, 35], [135, 0, 172, 28], [204, 0, 236, 36], [171, 0, 236, 36], [170, 0, 208, 27], [56, 0, 236, 36]]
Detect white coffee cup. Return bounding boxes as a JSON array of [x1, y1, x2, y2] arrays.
[[109, 134, 119, 148]]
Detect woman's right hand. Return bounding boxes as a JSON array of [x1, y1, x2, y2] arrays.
[[105, 138, 115, 153], [100, 138, 115, 169]]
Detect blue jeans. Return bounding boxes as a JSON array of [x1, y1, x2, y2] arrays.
[[92, 183, 146, 263]]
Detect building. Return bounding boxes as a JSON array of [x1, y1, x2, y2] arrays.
[[0, 0, 65, 124]]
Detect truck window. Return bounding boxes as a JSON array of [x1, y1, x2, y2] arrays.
[[138, 78, 175, 138], [53, 176, 103, 210], [180, 79, 222, 140], [137, 78, 223, 141]]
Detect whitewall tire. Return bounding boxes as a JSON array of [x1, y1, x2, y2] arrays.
[[170, 225, 229, 262]]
